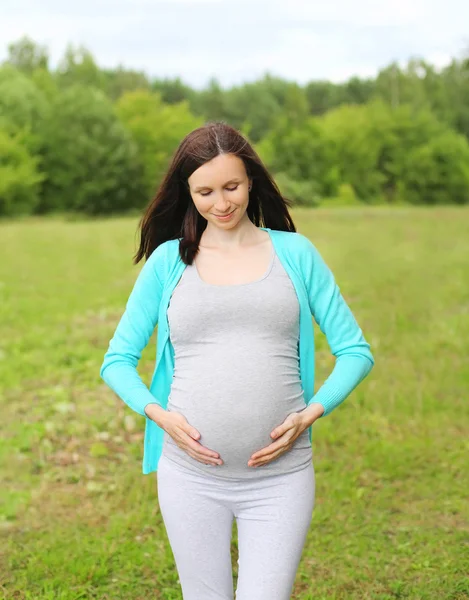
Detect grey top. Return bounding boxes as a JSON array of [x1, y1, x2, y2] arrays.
[[161, 241, 312, 479]]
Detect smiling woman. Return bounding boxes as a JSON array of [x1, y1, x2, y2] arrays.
[[99, 121, 374, 600], [188, 155, 251, 225]]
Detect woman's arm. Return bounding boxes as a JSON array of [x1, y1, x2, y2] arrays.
[[99, 244, 166, 418], [299, 234, 375, 419]]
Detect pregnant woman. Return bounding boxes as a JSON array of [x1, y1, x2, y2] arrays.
[[100, 121, 375, 600]]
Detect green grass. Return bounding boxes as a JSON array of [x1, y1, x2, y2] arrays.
[[1, 206, 468, 599]]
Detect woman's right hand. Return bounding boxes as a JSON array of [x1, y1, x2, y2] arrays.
[[161, 409, 224, 466]]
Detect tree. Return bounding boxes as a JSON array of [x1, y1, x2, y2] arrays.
[[320, 102, 388, 201], [399, 130, 469, 205], [39, 85, 146, 214], [151, 76, 196, 105], [304, 80, 345, 115], [115, 90, 202, 195], [103, 66, 151, 101], [56, 45, 107, 90], [191, 77, 227, 121], [222, 82, 282, 142], [0, 65, 49, 154], [439, 58, 469, 140], [256, 113, 339, 199], [344, 76, 375, 105], [6, 36, 49, 74], [0, 129, 44, 216]]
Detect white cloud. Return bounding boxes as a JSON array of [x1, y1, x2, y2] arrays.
[[273, 0, 427, 27], [1, 0, 468, 87]]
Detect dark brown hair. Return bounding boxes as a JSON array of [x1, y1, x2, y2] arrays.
[[133, 121, 297, 265]]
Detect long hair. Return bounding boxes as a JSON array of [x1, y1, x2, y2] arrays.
[[133, 121, 297, 265]]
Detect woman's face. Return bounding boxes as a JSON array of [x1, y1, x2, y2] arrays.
[[187, 153, 252, 229]]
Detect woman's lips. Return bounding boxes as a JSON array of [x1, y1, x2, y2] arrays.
[[213, 209, 236, 221]]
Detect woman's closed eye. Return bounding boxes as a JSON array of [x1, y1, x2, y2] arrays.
[[200, 185, 238, 197]]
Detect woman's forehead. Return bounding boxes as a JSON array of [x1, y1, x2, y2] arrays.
[[189, 154, 246, 187]]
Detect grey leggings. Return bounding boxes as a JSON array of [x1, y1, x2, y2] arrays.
[[156, 453, 315, 600]]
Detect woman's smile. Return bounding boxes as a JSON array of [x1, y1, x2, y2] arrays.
[[212, 208, 236, 221]]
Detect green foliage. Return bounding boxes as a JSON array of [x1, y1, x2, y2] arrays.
[[399, 130, 469, 205], [189, 75, 311, 143], [257, 97, 469, 207], [319, 183, 362, 208], [190, 77, 227, 122], [30, 68, 60, 103], [256, 114, 340, 197], [222, 82, 283, 142], [1, 37, 469, 215], [0, 65, 49, 153], [56, 44, 107, 91], [0, 129, 44, 215], [103, 66, 151, 101], [274, 171, 320, 207], [6, 36, 49, 74], [39, 84, 147, 215], [321, 102, 388, 201], [115, 90, 202, 196], [151, 76, 196, 105], [320, 100, 469, 204]]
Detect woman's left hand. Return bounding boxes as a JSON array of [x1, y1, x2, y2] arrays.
[[247, 403, 324, 467]]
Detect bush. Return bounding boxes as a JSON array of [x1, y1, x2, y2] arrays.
[[319, 183, 363, 207], [39, 84, 147, 214], [0, 129, 44, 216], [398, 130, 469, 205], [273, 171, 321, 207]]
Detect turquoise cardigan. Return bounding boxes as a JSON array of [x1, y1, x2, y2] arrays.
[[100, 227, 375, 474]]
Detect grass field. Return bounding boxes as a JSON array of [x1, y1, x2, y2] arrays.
[[0, 206, 468, 599]]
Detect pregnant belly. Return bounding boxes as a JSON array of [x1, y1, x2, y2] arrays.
[[165, 388, 311, 471]]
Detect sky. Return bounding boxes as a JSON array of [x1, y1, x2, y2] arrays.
[[1, 0, 468, 89]]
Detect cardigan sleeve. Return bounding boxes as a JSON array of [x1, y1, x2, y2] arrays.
[[99, 244, 166, 418], [298, 234, 375, 417]]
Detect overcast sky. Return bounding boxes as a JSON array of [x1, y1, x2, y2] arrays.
[[1, 0, 468, 88]]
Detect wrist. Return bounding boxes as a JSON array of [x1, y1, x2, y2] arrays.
[[300, 402, 325, 428], [144, 403, 169, 428]]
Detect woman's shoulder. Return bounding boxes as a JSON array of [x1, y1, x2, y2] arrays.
[[270, 228, 315, 252], [271, 229, 326, 276], [149, 238, 179, 258], [145, 239, 179, 273]]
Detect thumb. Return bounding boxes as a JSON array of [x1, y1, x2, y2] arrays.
[[271, 422, 288, 438], [190, 429, 201, 440]]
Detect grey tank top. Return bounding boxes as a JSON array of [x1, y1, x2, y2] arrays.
[[161, 241, 312, 479]]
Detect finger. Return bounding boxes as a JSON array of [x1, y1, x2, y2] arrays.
[[200, 455, 224, 465], [187, 449, 223, 466], [250, 439, 286, 461], [271, 418, 299, 439], [250, 441, 293, 465], [249, 448, 284, 467], [187, 427, 201, 441], [190, 439, 221, 458], [270, 425, 286, 439], [183, 433, 221, 458], [249, 456, 271, 467]]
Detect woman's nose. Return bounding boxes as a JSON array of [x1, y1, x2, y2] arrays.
[[213, 193, 231, 209]]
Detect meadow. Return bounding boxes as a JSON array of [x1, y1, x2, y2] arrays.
[[0, 206, 468, 599]]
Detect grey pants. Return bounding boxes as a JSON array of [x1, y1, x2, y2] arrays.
[[156, 453, 315, 600]]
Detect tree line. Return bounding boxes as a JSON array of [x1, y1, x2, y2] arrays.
[[1, 36, 469, 217]]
